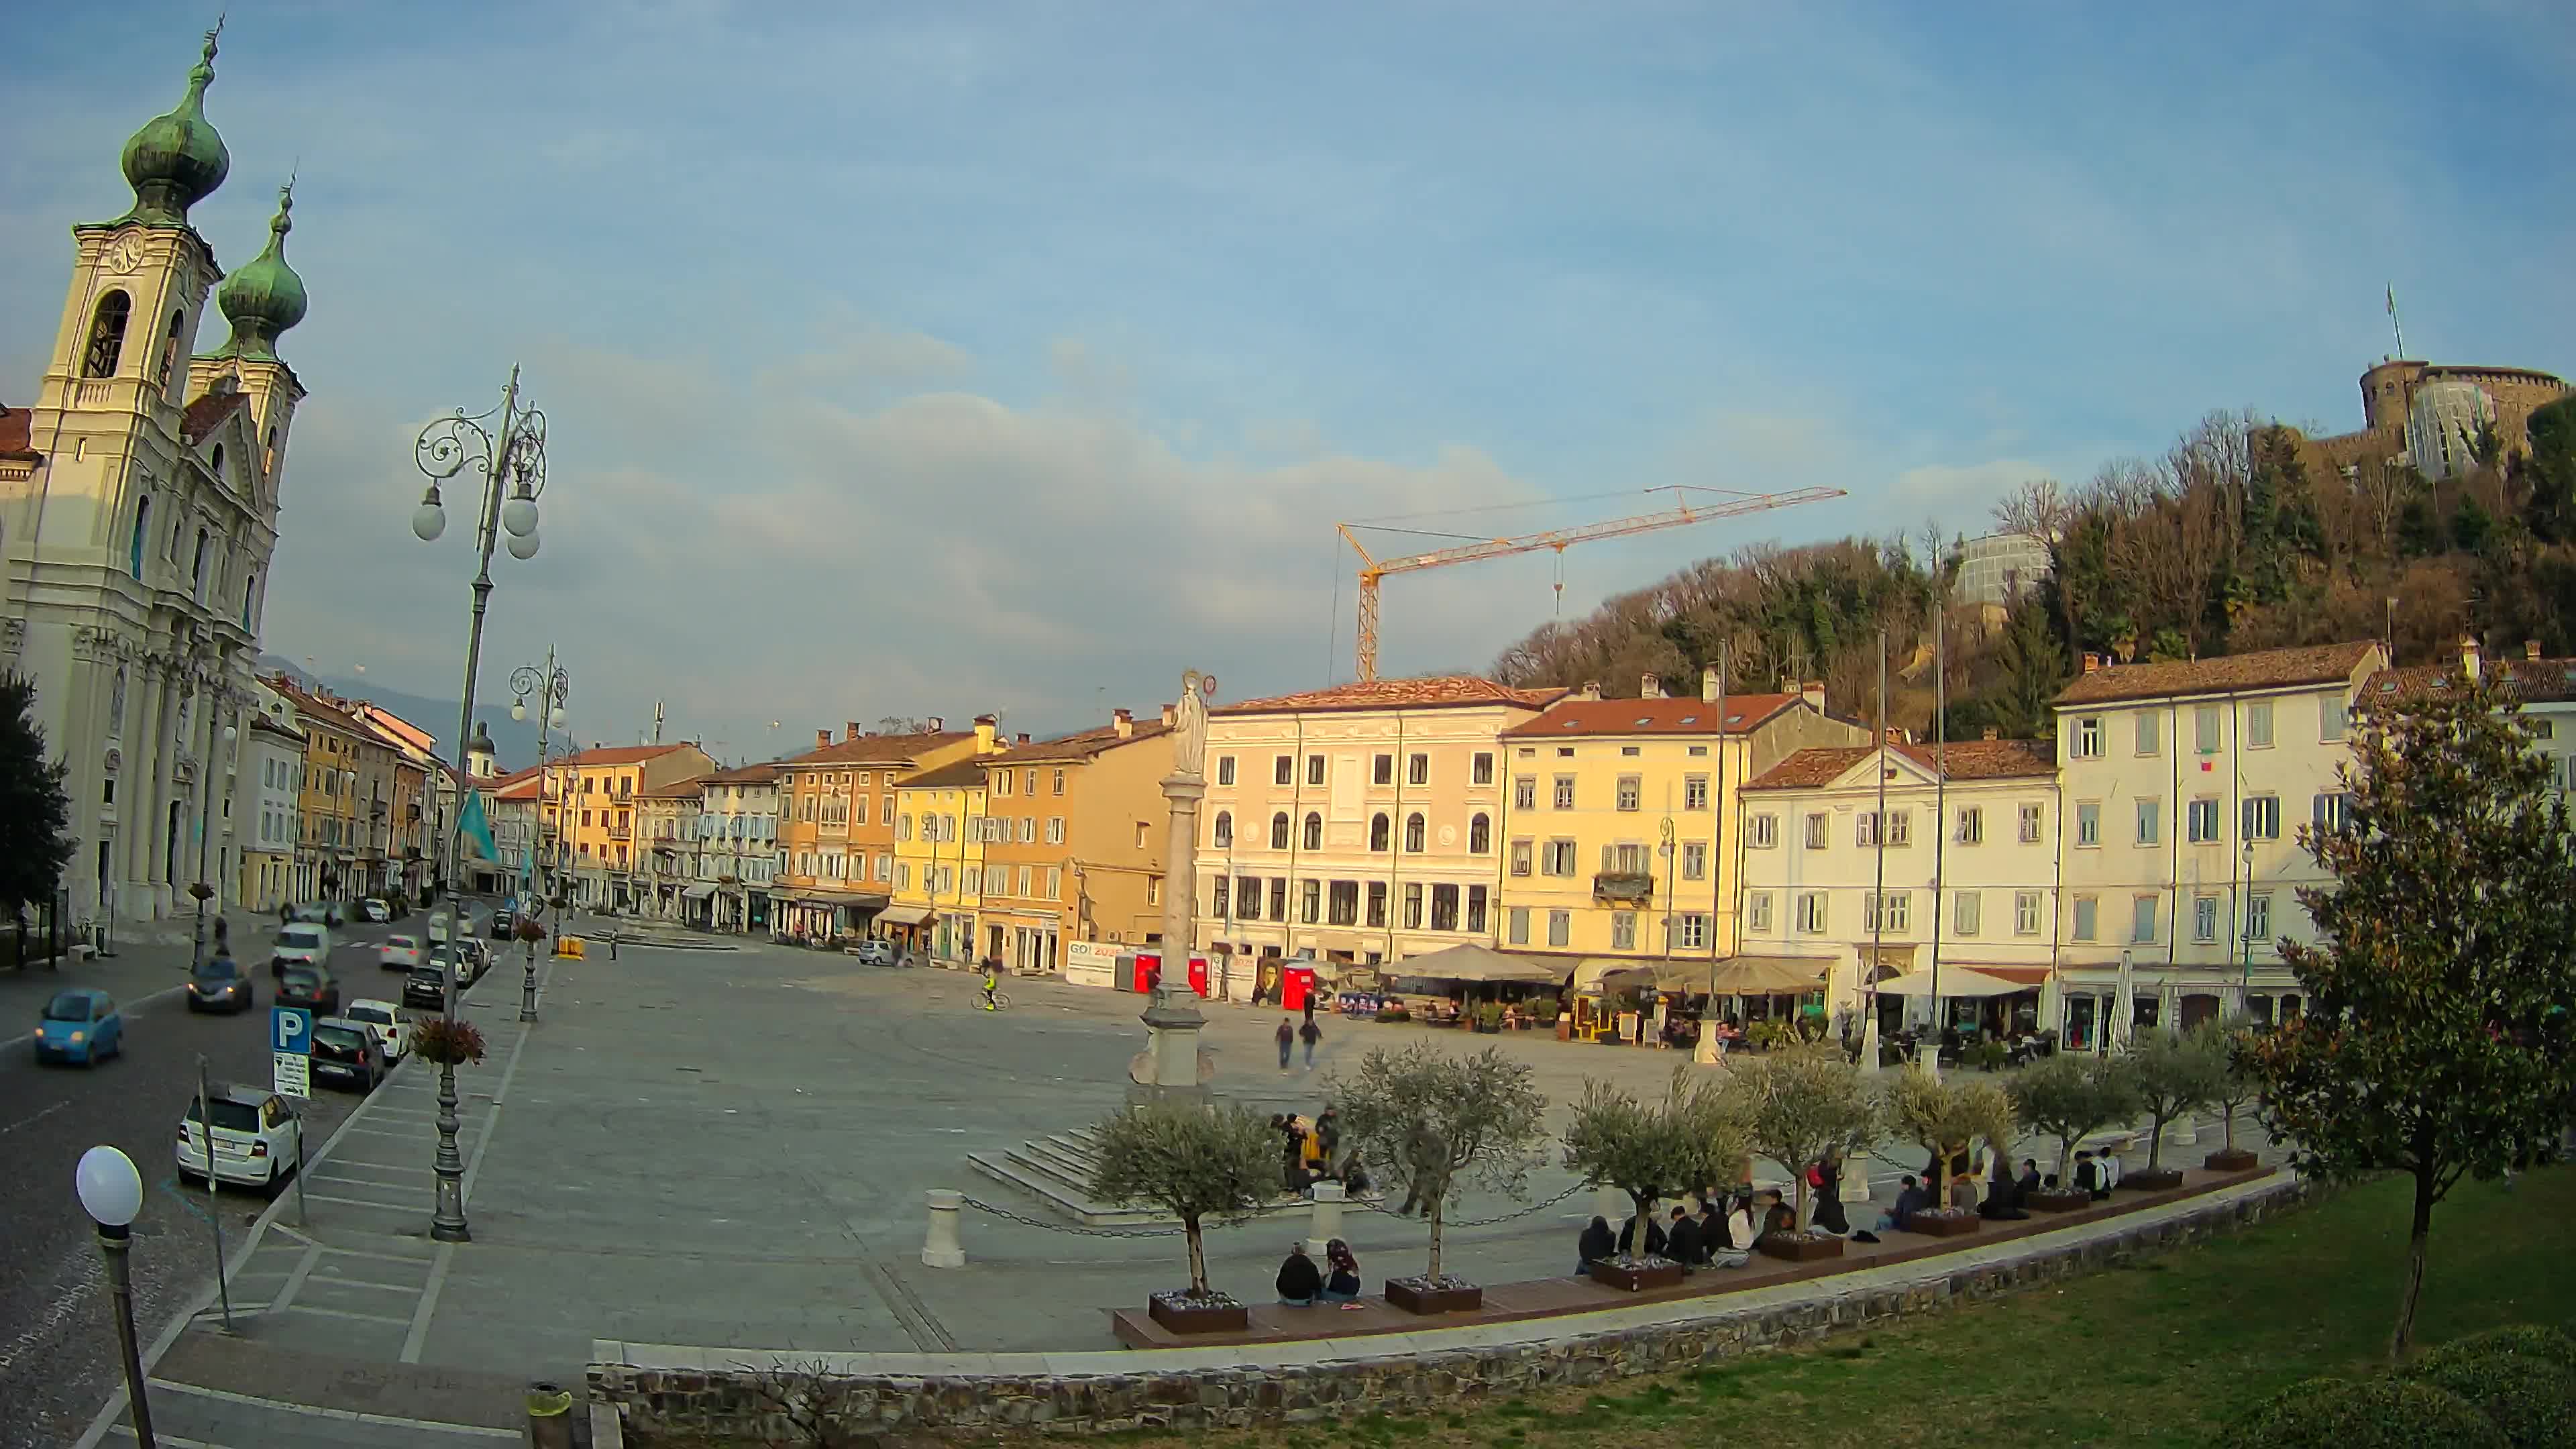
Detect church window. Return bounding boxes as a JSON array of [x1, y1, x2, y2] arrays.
[[242, 570, 256, 629], [83, 291, 131, 378], [211, 443, 225, 480], [192, 528, 210, 600], [157, 311, 182, 388], [129, 496, 150, 578]]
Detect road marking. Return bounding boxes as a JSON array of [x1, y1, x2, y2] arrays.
[[318, 1244, 437, 1267], [308, 1270, 424, 1293], [400, 1242, 454, 1363], [108, 1428, 237, 1448], [277, 1301, 413, 1326], [0, 1099, 70, 1135], [299, 1191, 419, 1213], [265, 1244, 323, 1315], [143, 1379, 521, 1437], [459, 1004, 538, 1210], [316, 1157, 438, 1174]]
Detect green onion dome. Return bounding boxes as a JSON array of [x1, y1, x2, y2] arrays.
[[119, 28, 230, 227]]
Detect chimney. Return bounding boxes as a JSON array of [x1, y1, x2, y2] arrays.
[[815, 729, 831, 749], [1885, 726, 1906, 745], [2527, 639, 2542, 662], [845, 722, 863, 742], [973, 714, 999, 753], [2081, 653, 2100, 675], [1982, 726, 2000, 741], [1016, 732, 1031, 746], [1113, 708, 1134, 739], [926, 716, 944, 732], [2460, 635, 2481, 683], [1578, 680, 1602, 702], [1801, 680, 1825, 715], [1640, 673, 1664, 699], [1160, 703, 1177, 728], [1701, 666, 1720, 704]]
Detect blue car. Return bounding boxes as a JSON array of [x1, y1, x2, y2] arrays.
[[34, 987, 123, 1066]]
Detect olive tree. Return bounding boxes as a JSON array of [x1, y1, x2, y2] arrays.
[[1329, 1043, 1550, 1283], [2007, 1051, 2141, 1186], [1562, 1067, 1750, 1264], [1719, 1045, 1884, 1230], [2206, 1023, 2263, 1159], [1088, 1102, 1280, 1301], [2125, 1026, 2230, 1174], [1888, 1067, 2017, 1203]]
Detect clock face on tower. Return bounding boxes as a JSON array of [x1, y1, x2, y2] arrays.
[[101, 233, 145, 276]]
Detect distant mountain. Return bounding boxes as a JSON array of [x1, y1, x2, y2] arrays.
[[256, 655, 545, 771]]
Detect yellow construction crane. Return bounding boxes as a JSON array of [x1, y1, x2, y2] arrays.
[[1338, 484, 1847, 682]]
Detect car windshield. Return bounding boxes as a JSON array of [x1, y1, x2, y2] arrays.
[[194, 959, 240, 979], [42, 992, 95, 1021], [184, 1098, 263, 1132], [278, 927, 323, 949], [314, 1025, 367, 1050], [282, 969, 321, 989], [347, 1006, 392, 1026]]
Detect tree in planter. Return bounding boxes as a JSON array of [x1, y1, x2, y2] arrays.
[[2006, 1051, 2141, 1188], [0, 673, 74, 970], [2242, 668, 2576, 1362], [2123, 1026, 2229, 1179], [1087, 1102, 1280, 1303], [1888, 1067, 2017, 1204], [1330, 1043, 1550, 1287], [1718, 1045, 1884, 1232], [2202, 1022, 2263, 1165], [1561, 1067, 1750, 1265]]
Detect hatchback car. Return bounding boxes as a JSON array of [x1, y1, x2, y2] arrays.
[[341, 998, 410, 1064], [310, 1018, 388, 1091], [852, 939, 897, 967], [176, 1084, 301, 1191], [402, 961, 451, 1012], [361, 898, 392, 922], [490, 908, 517, 941], [34, 989, 123, 1065], [380, 934, 425, 971], [278, 966, 341, 1016], [186, 956, 255, 1013], [271, 922, 333, 977], [288, 901, 347, 928]]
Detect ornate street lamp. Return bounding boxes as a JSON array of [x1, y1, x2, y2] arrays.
[[510, 651, 570, 1023], [409, 366, 549, 1244], [76, 1146, 154, 1447]]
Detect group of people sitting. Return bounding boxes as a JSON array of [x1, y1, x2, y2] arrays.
[[1576, 1183, 1805, 1273], [1272, 1108, 1371, 1197], [1275, 1238, 1365, 1308]]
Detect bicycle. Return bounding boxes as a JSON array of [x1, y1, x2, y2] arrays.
[[980, 989, 1011, 1012]]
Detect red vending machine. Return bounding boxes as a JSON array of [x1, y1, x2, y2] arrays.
[[1129, 951, 1210, 996], [1280, 964, 1317, 1012]]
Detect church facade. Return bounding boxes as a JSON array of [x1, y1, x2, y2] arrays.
[[0, 26, 312, 928]]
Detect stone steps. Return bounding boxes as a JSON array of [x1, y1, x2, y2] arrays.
[[965, 1124, 1311, 1229]]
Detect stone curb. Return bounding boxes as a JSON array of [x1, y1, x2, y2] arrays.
[[589, 1175, 2316, 1441]]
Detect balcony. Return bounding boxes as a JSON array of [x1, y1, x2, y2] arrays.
[[607, 826, 631, 841], [1592, 871, 1655, 905]]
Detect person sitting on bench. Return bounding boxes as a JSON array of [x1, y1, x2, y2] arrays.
[[1276, 1242, 1324, 1305]]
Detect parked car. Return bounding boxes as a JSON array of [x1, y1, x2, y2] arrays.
[[310, 1017, 388, 1091], [341, 999, 409, 1064], [186, 956, 255, 1013], [456, 938, 492, 982], [289, 901, 347, 928], [271, 922, 333, 978], [380, 934, 425, 971], [278, 966, 341, 1016], [402, 961, 451, 1012], [851, 939, 897, 967], [360, 898, 392, 923], [176, 1083, 301, 1191], [489, 908, 517, 941], [33, 988, 123, 1066]]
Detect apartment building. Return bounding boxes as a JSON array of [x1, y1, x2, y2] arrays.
[[238, 708, 304, 911], [888, 723, 1010, 960], [975, 708, 1174, 975], [695, 761, 782, 933], [635, 781, 704, 920], [1192, 676, 1564, 972], [266, 680, 372, 901], [2051, 640, 2385, 1045], [1495, 670, 1864, 975], [772, 723, 978, 941], [547, 743, 717, 910]]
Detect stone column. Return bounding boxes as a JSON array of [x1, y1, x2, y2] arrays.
[[921, 1189, 967, 1269], [1130, 674, 1212, 1106], [121, 662, 163, 912]]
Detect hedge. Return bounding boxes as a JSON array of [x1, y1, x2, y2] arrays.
[[2237, 1374, 2509, 1449]]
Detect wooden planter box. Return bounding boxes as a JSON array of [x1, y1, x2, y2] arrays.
[[1146, 1293, 1250, 1334], [1384, 1278, 1484, 1315], [1758, 1233, 1846, 1263], [1908, 1210, 1980, 1238], [2204, 1148, 2259, 1172], [2025, 1189, 2094, 1214], [2121, 1168, 2186, 1191], [1588, 1258, 1686, 1291]]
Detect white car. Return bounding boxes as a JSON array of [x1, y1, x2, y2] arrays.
[[272, 922, 333, 971], [380, 934, 425, 971], [176, 1083, 303, 1192], [342, 998, 409, 1065], [361, 898, 392, 923]]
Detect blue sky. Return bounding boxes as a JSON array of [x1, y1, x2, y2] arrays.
[[5, 1, 2571, 759]]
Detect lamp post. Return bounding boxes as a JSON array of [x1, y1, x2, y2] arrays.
[[75, 1145, 155, 1448], [510, 653, 569, 1023], [410, 365, 550, 1244], [189, 716, 239, 973]]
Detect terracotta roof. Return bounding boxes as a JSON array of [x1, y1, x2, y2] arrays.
[[559, 743, 696, 767], [264, 677, 368, 737], [492, 768, 545, 802], [1745, 739, 2056, 792], [1499, 694, 1801, 739], [2054, 641, 2381, 706], [780, 731, 973, 769], [985, 719, 1172, 764], [247, 713, 305, 745], [2364, 657, 2576, 707], [0, 402, 39, 462], [897, 758, 994, 791], [698, 761, 785, 785], [180, 391, 248, 445], [1214, 676, 1567, 716]]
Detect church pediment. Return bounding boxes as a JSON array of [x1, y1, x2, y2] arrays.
[[180, 383, 266, 506]]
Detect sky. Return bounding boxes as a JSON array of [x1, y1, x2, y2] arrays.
[[5, 1, 2572, 764]]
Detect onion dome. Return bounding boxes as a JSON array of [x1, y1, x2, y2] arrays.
[[118, 25, 231, 227], [211, 184, 307, 361]]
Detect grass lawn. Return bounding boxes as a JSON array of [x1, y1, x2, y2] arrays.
[[1093, 1166, 2576, 1449]]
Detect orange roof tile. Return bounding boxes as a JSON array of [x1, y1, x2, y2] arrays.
[[1214, 676, 1566, 716], [899, 758, 993, 791], [2055, 641, 2381, 706], [1499, 694, 1801, 739], [698, 761, 786, 785], [985, 719, 1173, 764], [0, 402, 39, 462], [777, 731, 972, 770], [1745, 739, 2055, 792], [2363, 657, 2576, 707], [181, 391, 248, 445], [558, 743, 697, 767]]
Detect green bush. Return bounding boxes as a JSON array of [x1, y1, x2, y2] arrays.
[[1530, 1000, 1561, 1026], [2406, 1350, 2576, 1447], [2238, 1374, 2510, 1449], [2420, 1325, 2576, 1375], [1374, 1007, 1411, 1024]]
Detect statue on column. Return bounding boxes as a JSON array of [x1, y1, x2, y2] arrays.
[[1171, 669, 1210, 781]]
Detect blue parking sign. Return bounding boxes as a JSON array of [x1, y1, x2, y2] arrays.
[[272, 1006, 312, 1055]]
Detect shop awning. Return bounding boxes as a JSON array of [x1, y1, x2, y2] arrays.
[[1705, 955, 1834, 996], [1877, 966, 2024, 998], [681, 883, 718, 901], [1394, 943, 1573, 985], [1952, 963, 2052, 988], [876, 905, 936, 927]]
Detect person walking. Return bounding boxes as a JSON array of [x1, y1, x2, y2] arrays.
[[1277, 1016, 1295, 1072], [1299, 1014, 1323, 1069]]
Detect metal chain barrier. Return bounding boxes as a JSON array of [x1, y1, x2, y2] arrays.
[[957, 1194, 1189, 1238], [1346, 1179, 1588, 1227]]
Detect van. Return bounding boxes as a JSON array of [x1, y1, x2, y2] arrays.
[[271, 922, 332, 977]]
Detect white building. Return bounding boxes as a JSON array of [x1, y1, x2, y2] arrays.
[[1738, 736, 2062, 1038], [696, 761, 782, 932], [0, 32, 308, 927], [238, 693, 303, 912], [2051, 640, 2387, 1046]]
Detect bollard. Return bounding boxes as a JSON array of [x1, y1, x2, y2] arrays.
[[525, 1381, 574, 1449], [2169, 1113, 2197, 1146], [1912, 1040, 1943, 1079], [922, 1188, 967, 1269], [1840, 1152, 1874, 1203], [1305, 1180, 1347, 1255]]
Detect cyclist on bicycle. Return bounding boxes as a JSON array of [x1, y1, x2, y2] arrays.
[[980, 961, 1001, 1011]]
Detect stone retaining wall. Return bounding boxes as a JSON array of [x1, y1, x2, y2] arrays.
[[593, 1177, 2314, 1444]]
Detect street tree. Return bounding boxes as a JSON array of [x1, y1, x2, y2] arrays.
[[2242, 668, 2576, 1361], [0, 672, 74, 967], [1888, 1067, 2017, 1203], [1328, 1043, 1550, 1283], [2201, 1022, 2263, 1163], [2007, 1051, 2141, 1187], [1562, 1067, 1750, 1264], [2125, 1026, 2229, 1175], [1718, 1045, 1884, 1230], [1088, 1101, 1280, 1303]]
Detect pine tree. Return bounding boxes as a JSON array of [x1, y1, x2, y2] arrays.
[[0, 672, 75, 966]]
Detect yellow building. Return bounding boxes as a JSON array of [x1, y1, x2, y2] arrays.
[[886, 715, 1005, 961], [1493, 671, 1866, 977], [773, 722, 979, 942], [268, 678, 366, 902], [546, 743, 716, 911], [977, 707, 1174, 973]]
